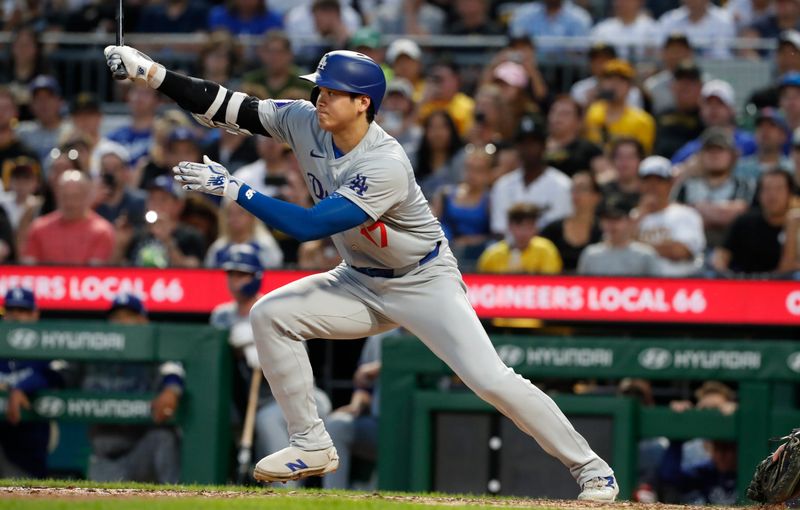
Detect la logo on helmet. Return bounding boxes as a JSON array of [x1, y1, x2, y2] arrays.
[[317, 55, 328, 72]]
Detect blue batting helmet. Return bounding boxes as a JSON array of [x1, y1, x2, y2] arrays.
[[300, 50, 387, 113], [221, 244, 264, 298]]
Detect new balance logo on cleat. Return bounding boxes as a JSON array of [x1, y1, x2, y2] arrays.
[[285, 459, 308, 472], [253, 446, 339, 483]]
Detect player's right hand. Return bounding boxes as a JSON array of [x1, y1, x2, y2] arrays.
[[103, 45, 165, 88]]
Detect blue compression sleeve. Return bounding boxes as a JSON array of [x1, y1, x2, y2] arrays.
[[236, 184, 369, 242]]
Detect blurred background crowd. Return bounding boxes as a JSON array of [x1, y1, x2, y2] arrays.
[[0, 0, 799, 278], [0, 0, 798, 504]]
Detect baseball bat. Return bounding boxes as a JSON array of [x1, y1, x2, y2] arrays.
[[236, 367, 262, 483], [113, 0, 128, 80]]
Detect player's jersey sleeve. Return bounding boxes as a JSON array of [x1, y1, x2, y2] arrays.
[[334, 155, 410, 221], [256, 99, 317, 146]]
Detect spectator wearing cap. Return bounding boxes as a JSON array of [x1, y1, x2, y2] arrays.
[[376, 79, 422, 161], [571, 43, 645, 110], [386, 39, 425, 102], [672, 79, 758, 165], [673, 128, 756, 248], [210, 244, 330, 487], [479, 202, 562, 275], [82, 292, 182, 484], [243, 31, 315, 100], [69, 92, 104, 151], [747, 31, 800, 110], [578, 194, 661, 276], [590, 0, 658, 59], [108, 85, 160, 167], [540, 171, 603, 272], [117, 175, 205, 268], [489, 60, 544, 126], [139, 127, 201, 191], [94, 141, 147, 227], [545, 95, 605, 178], [735, 108, 793, 181], [137, 0, 207, 33], [780, 71, 800, 132], [603, 137, 646, 209], [419, 61, 475, 138], [1, 287, 63, 479], [714, 169, 796, 274], [644, 34, 699, 115], [653, 60, 704, 159], [507, 0, 592, 53], [491, 114, 573, 233], [657, 0, 736, 59], [636, 156, 706, 276], [16, 75, 68, 172], [0, 87, 39, 181], [207, 0, 283, 36], [480, 40, 549, 112], [743, 0, 800, 40], [585, 59, 656, 154], [205, 199, 284, 269], [22, 170, 114, 265]]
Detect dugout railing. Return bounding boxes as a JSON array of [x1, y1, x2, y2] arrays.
[[0, 321, 232, 484], [379, 335, 800, 501]]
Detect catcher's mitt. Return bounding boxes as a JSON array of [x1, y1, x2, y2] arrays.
[[748, 429, 800, 503]]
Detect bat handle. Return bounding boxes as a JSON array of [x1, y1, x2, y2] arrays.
[[113, 67, 129, 81]]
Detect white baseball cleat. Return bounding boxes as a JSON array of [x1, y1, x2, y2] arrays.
[[577, 475, 619, 501], [253, 445, 339, 482]]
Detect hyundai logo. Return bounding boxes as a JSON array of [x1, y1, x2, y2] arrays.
[[638, 348, 672, 370], [7, 328, 38, 350]]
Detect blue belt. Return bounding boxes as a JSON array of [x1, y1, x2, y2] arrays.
[[352, 241, 441, 278]]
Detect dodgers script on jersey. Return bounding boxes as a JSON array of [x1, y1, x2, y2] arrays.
[[255, 99, 443, 269]]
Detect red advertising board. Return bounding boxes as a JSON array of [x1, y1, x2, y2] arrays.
[[1, 266, 798, 325]]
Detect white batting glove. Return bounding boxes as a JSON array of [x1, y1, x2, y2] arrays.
[[173, 155, 242, 201], [103, 45, 166, 88]]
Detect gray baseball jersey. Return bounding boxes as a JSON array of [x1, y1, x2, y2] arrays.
[[257, 99, 442, 269]]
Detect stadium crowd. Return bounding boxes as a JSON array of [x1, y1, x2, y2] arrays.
[[0, 0, 798, 503]]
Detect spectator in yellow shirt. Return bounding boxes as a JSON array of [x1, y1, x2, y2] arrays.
[[419, 61, 475, 138], [585, 59, 655, 154], [477, 203, 563, 274]]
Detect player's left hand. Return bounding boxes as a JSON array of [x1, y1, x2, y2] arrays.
[[174, 155, 242, 200]]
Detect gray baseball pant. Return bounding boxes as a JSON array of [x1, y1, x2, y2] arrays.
[[249, 253, 612, 486]]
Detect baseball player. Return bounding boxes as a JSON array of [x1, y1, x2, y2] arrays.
[[104, 45, 618, 500]]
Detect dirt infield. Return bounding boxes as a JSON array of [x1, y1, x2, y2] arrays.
[[0, 485, 772, 510]]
